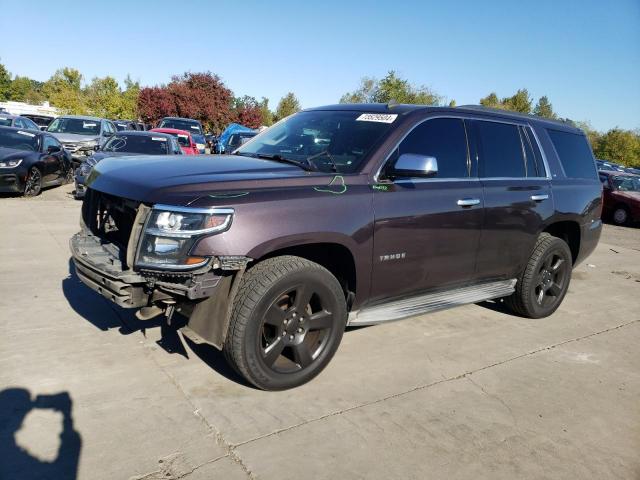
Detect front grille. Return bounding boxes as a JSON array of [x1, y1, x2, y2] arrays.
[[81, 189, 143, 268], [63, 143, 79, 151]]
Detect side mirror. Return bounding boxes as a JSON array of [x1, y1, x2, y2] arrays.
[[392, 154, 438, 178], [47, 145, 62, 154]]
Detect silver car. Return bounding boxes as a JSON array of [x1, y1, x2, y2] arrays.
[[47, 115, 117, 166]]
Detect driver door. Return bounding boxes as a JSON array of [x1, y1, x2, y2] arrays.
[[40, 136, 64, 182], [370, 117, 483, 303]]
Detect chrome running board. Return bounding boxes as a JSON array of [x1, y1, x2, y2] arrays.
[[347, 279, 516, 326]]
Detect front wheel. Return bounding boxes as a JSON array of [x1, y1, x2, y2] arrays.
[[612, 206, 629, 226], [224, 256, 347, 390], [505, 233, 572, 318], [23, 166, 42, 197]]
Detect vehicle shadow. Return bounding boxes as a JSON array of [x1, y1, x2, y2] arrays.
[[62, 259, 252, 387], [0, 387, 81, 480]]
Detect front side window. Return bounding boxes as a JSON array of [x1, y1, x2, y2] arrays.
[[0, 116, 13, 126], [547, 129, 597, 179], [393, 118, 469, 178], [476, 120, 526, 178], [42, 136, 60, 151], [102, 134, 170, 154], [237, 110, 396, 173], [48, 118, 101, 135], [611, 176, 640, 192], [22, 117, 40, 130]]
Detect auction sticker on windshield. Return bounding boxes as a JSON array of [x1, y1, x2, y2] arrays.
[[151, 137, 167, 141], [356, 113, 398, 123]]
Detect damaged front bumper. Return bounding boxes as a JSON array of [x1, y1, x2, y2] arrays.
[[69, 230, 224, 308]]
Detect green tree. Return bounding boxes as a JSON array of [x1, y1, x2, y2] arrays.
[[259, 97, 274, 126], [533, 95, 555, 119], [43, 68, 86, 114], [275, 92, 301, 121], [85, 76, 123, 118], [8, 76, 33, 101], [448, 99, 456, 107], [593, 128, 640, 167], [502, 89, 532, 113], [479, 92, 501, 108], [120, 75, 140, 119], [341, 71, 442, 105], [339, 77, 377, 103], [575, 121, 601, 151], [0, 61, 11, 101]]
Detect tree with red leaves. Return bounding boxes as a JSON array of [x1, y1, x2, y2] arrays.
[[137, 72, 234, 132], [233, 96, 263, 129]]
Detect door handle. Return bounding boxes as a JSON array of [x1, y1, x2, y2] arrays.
[[457, 198, 481, 207], [530, 194, 549, 202]]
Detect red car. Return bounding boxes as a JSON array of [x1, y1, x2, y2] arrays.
[[599, 171, 640, 225], [150, 128, 199, 155]]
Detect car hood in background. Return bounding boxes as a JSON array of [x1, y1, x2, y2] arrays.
[[86, 154, 324, 205], [49, 132, 100, 144]]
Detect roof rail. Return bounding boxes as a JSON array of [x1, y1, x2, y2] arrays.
[[456, 104, 577, 128]]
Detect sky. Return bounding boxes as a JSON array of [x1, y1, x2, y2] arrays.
[[1, 0, 638, 131]]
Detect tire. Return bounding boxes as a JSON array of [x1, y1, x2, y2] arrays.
[[612, 206, 629, 226], [504, 233, 572, 319], [23, 166, 42, 197], [224, 255, 347, 390]]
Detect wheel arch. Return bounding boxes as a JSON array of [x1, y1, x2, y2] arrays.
[[543, 220, 581, 264]]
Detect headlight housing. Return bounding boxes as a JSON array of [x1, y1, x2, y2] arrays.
[[0, 159, 23, 168], [79, 141, 98, 155], [136, 205, 234, 270]]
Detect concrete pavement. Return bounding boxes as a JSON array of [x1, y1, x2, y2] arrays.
[[1, 184, 638, 479]]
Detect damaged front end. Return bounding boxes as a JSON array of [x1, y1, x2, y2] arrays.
[[69, 188, 249, 348]]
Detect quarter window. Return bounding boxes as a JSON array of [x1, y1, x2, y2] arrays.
[[547, 129, 597, 179], [476, 120, 526, 178], [396, 118, 469, 178]]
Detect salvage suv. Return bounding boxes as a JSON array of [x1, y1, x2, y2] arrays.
[[70, 104, 602, 390]]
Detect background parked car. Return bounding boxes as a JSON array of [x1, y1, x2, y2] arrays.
[[0, 114, 41, 131], [191, 133, 207, 154], [0, 126, 72, 196], [596, 159, 626, 172], [46, 115, 118, 167], [599, 171, 640, 225], [113, 120, 140, 131], [215, 123, 257, 153], [149, 128, 199, 155], [74, 131, 182, 198], [21, 114, 56, 131], [157, 117, 203, 135]]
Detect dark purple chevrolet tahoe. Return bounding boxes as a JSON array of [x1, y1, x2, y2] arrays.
[[70, 104, 602, 390]]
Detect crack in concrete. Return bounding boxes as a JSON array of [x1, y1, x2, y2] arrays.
[[466, 376, 518, 426], [232, 318, 640, 448], [141, 345, 256, 480]]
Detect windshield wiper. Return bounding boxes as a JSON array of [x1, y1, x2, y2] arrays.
[[253, 153, 316, 172], [306, 150, 338, 173]]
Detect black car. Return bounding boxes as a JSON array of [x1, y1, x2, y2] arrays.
[[74, 131, 183, 199], [21, 114, 56, 131], [0, 114, 41, 131], [113, 120, 140, 131], [0, 126, 72, 196]]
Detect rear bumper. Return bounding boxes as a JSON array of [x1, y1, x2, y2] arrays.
[[576, 219, 602, 266]]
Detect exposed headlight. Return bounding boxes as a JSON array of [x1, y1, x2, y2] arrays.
[[136, 205, 233, 269], [79, 141, 98, 154], [0, 159, 23, 168]]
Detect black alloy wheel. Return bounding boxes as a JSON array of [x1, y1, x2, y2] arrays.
[[224, 256, 347, 390], [24, 167, 42, 197]]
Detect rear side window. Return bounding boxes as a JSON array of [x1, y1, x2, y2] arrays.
[[397, 118, 469, 178], [476, 121, 525, 178], [547, 129, 597, 179]]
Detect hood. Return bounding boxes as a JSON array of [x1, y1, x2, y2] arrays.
[[87, 154, 322, 205], [49, 132, 100, 144], [0, 147, 33, 161], [84, 151, 129, 167]]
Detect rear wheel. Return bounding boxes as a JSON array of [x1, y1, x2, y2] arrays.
[[24, 167, 42, 197], [224, 255, 347, 390], [505, 233, 572, 318]]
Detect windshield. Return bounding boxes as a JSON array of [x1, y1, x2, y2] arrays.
[[612, 176, 640, 192], [48, 118, 101, 135], [0, 129, 39, 151], [159, 119, 202, 134], [236, 111, 396, 173], [102, 135, 170, 154]]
